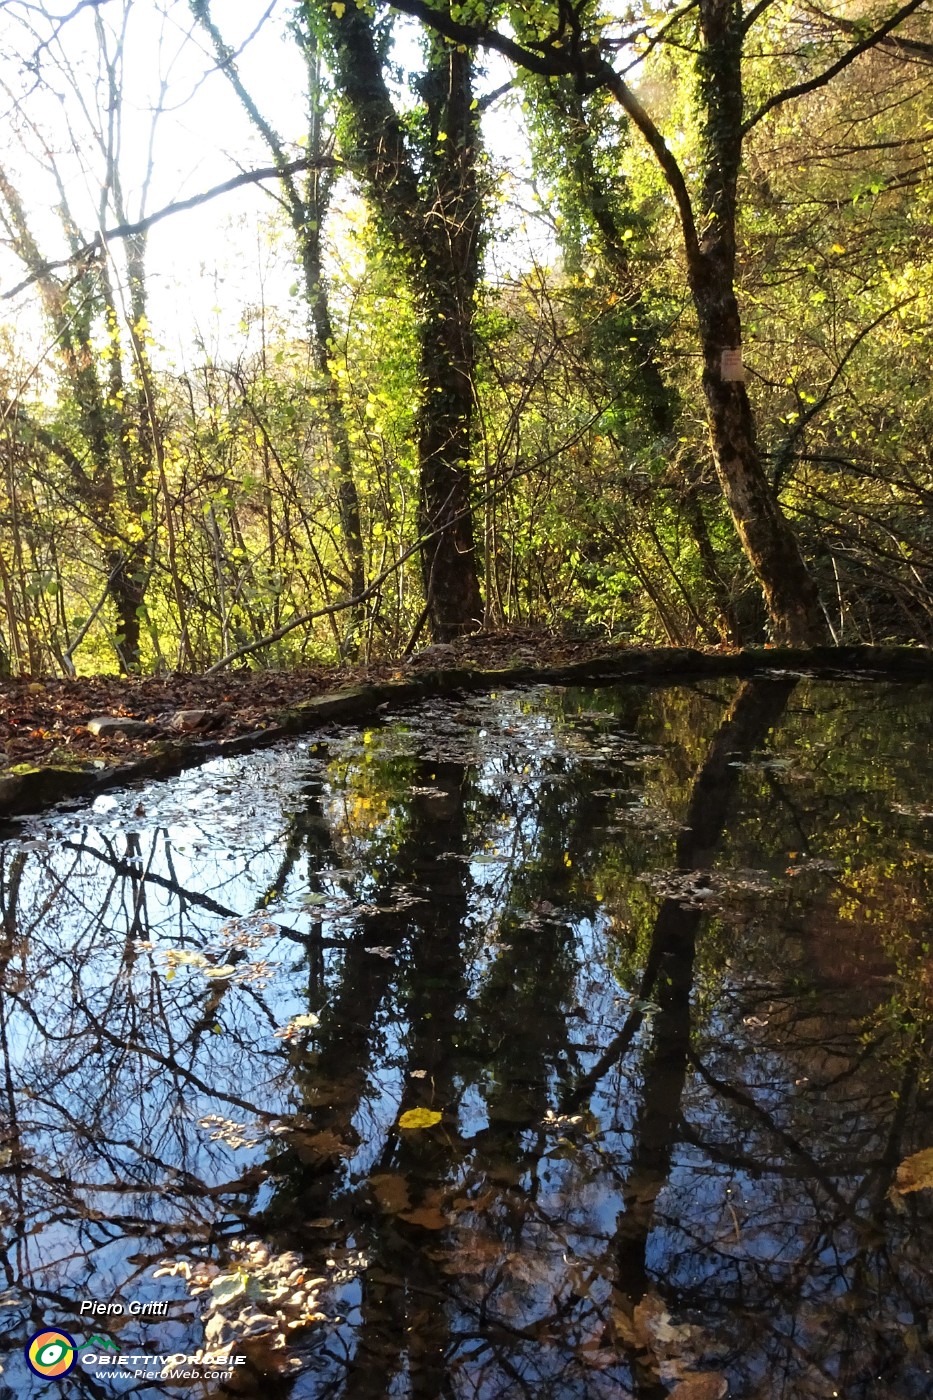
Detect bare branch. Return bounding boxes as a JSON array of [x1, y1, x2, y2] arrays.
[[743, 0, 931, 133], [1, 155, 338, 300]]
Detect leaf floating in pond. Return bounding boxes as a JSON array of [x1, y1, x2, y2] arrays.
[[210, 1272, 247, 1305], [667, 1375, 728, 1400], [364, 946, 394, 959], [203, 964, 236, 979], [894, 1147, 933, 1194], [398, 1203, 448, 1230], [274, 1013, 320, 1041], [397, 1107, 442, 1130], [368, 1173, 411, 1214]]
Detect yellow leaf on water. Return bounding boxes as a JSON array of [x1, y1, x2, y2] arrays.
[[895, 1147, 933, 1194], [398, 1107, 442, 1130]]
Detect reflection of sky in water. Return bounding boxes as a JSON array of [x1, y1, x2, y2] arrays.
[[1, 680, 931, 1397]]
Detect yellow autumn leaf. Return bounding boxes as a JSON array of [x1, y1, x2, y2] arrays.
[[331, 1, 346, 17], [398, 1107, 442, 1130]]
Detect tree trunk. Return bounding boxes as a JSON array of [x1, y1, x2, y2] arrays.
[[416, 284, 484, 639], [108, 546, 147, 673], [316, 8, 483, 642], [689, 0, 830, 646], [301, 225, 367, 639], [691, 278, 829, 644]]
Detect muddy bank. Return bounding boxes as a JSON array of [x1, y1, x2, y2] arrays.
[[1, 643, 930, 820]]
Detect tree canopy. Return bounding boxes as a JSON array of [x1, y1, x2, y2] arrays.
[[0, 0, 930, 673]]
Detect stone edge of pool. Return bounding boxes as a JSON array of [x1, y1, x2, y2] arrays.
[[1, 644, 930, 823]]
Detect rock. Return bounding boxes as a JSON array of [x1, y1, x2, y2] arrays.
[[86, 715, 156, 738], [169, 709, 210, 732]]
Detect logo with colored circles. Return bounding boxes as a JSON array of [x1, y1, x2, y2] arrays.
[[25, 1329, 77, 1378]]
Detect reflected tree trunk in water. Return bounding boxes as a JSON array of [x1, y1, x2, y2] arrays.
[[589, 680, 796, 1392], [266, 759, 472, 1398]]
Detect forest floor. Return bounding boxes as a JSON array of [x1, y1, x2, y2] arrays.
[[0, 628, 613, 774]]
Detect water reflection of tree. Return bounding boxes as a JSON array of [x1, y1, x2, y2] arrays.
[[1, 686, 932, 1398]]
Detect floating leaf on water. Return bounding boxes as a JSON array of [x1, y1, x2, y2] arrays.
[[369, 1173, 411, 1215], [894, 1147, 933, 1194], [292, 1013, 320, 1028], [301, 893, 328, 906], [667, 1375, 728, 1400], [290, 1129, 351, 1162], [203, 964, 237, 979], [399, 1204, 448, 1230], [210, 1272, 246, 1304], [398, 1107, 442, 1130]]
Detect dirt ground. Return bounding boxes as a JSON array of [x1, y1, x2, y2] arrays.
[[0, 629, 615, 773]]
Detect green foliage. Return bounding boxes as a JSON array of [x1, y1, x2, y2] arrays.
[[1, 0, 932, 674]]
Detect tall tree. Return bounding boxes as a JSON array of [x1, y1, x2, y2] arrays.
[[525, 76, 745, 644], [381, 0, 929, 644], [0, 0, 182, 671], [191, 1, 367, 654], [305, 0, 485, 640]]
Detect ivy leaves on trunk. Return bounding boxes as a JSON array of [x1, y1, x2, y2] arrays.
[[307, 0, 484, 640]]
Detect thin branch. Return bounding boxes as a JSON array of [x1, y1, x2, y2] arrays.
[[384, 0, 699, 259], [2, 155, 338, 300], [743, 0, 930, 133]]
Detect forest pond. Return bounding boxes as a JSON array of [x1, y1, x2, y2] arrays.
[[1, 676, 932, 1399]]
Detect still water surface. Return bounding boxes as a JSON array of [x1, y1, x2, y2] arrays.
[[0, 677, 931, 1398]]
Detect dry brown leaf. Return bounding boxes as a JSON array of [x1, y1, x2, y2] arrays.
[[667, 1373, 728, 1400], [289, 1129, 350, 1163], [633, 1292, 672, 1348], [609, 1293, 639, 1349], [440, 1230, 503, 1274], [368, 1172, 412, 1214], [398, 1204, 449, 1230], [577, 1337, 620, 1370], [894, 1147, 933, 1194]]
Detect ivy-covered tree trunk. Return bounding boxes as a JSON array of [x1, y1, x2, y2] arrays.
[[414, 42, 484, 638], [526, 80, 743, 645], [692, 280, 828, 644], [108, 544, 148, 672], [418, 280, 484, 638], [311, 2, 483, 640], [688, 0, 830, 645]]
